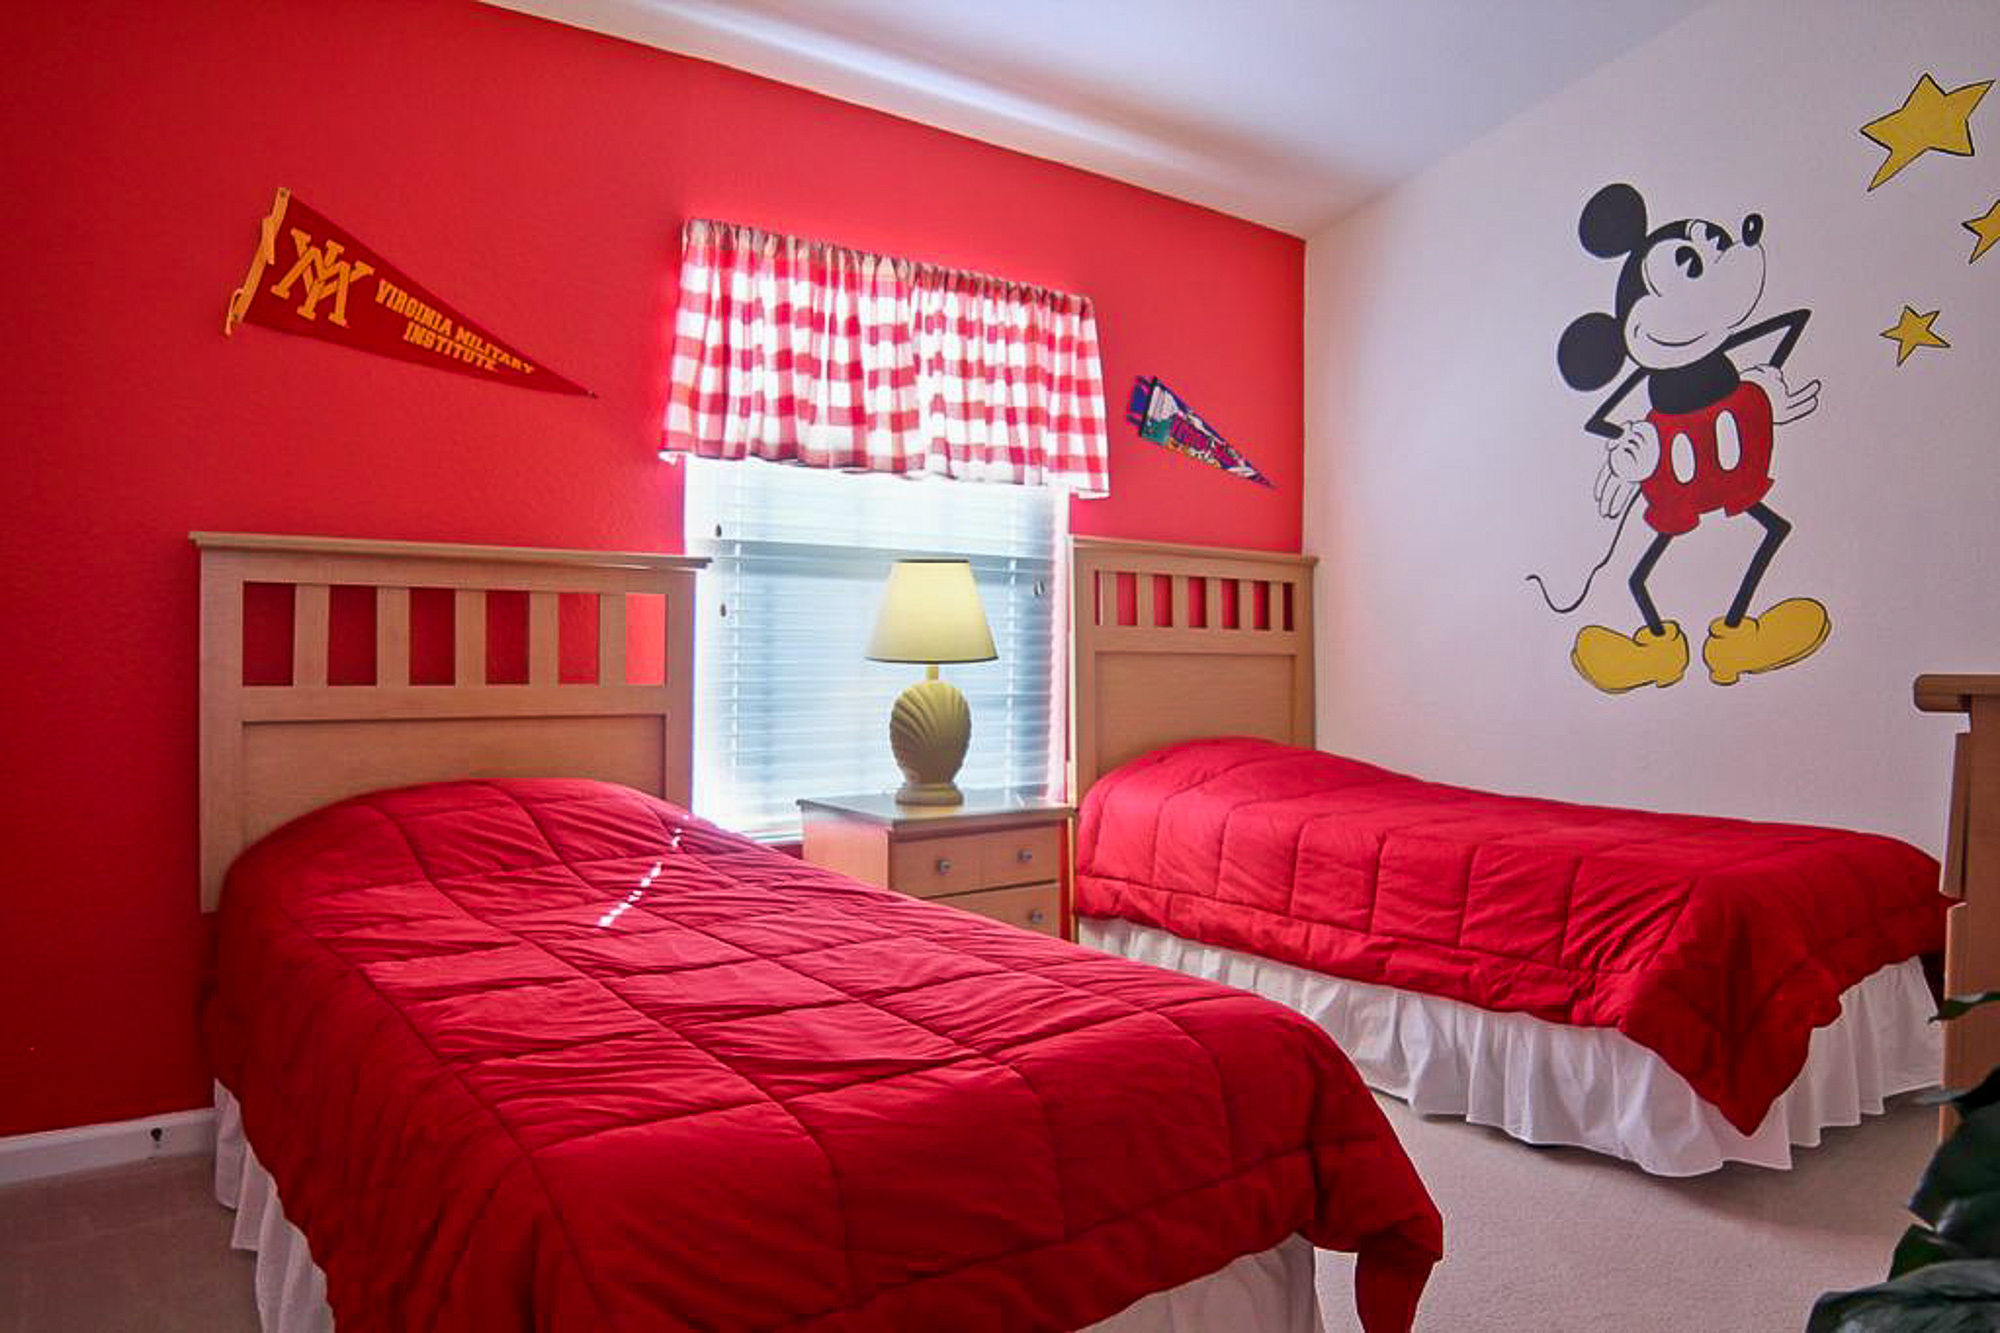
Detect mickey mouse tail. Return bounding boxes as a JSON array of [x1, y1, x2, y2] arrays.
[[1526, 495, 1640, 614]]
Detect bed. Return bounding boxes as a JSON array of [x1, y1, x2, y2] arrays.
[[194, 532, 1442, 1333], [1067, 536, 1949, 1176]]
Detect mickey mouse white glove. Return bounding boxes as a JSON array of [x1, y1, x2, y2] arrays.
[[1595, 421, 1658, 518], [1740, 363, 1821, 425]]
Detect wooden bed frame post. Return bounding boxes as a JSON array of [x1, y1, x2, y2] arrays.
[[199, 547, 251, 913], [1915, 673, 2000, 1135], [194, 533, 705, 911]]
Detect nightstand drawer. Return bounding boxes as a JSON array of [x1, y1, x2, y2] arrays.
[[935, 882, 1061, 936], [799, 792, 1074, 934], [888, 832, 991, 898], [981, 823, 1062, 888]]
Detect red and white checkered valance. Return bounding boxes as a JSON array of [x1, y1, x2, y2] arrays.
[[662, 220, 1110, 496]]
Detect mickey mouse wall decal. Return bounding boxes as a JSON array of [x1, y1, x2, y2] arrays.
[[1529, 182, 1830, 693]]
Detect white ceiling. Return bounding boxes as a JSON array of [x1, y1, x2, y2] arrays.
[[491, 0, 1706, 235]]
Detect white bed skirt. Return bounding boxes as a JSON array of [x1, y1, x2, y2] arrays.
[[213, 1085, 1319, 1332], [213, 1089, 331, 1333], [1079, 918, 1941, 1177]]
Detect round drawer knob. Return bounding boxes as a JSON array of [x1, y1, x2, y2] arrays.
[[935, 857, 952, 874], [1016, 848, 1035, 863], [1028, 908, 1047, 924]]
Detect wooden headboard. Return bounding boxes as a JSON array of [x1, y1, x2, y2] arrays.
[[1069, 536, 1315, 798], [194, 533, 705, 910]]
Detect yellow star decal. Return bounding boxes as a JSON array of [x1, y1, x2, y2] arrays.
[[1966, 198, 2000, 263], [1881, 306, 1949, 365], [1860, 73, 1991, 189]]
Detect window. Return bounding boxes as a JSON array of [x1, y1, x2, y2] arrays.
[[686, 457, 1061, 839]]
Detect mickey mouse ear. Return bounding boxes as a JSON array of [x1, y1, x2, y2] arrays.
[[1558, 311, 1625, 391], [1579, 183, 1647, 259]]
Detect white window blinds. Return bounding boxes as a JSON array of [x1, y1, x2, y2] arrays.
[[686, 457, 1061, 839]]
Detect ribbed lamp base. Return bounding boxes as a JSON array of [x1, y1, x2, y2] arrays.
[[894, 780, 964, 807], [887, 675, 971, 807]]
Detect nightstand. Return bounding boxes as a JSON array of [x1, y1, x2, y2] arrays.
[[797, 790, 1075, 938]]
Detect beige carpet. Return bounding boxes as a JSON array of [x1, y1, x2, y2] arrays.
[[1315, 1092, 1936, 1332], [0, 1154, 256, 1332]]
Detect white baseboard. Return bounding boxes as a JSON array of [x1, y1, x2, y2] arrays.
[[0, 1107, 216, 1187]]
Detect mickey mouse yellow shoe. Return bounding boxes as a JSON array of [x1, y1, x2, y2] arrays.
[[1571, 622, 1689, 693], [1703, 598, 1830, 685]]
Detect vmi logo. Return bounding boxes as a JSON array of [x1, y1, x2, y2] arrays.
[[269, 229, 374, 327]]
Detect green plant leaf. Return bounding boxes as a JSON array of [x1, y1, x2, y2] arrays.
[[1951, 1067, 2000, 1114], [1935, 993, 2000, 1022], [1807, 1259, 2000, 1331], [1917, 1066, 2000, 1110], [1911, 1104, 2000, 1231], [1891, 1224, 1970, 1278], [1938, 1192, 2000, 1256], [1912, 1064, 2000, 1104]]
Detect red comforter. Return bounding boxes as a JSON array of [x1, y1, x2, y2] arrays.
[[1078, 740, 1949, 1135], [206, 779, 1440, 1332]]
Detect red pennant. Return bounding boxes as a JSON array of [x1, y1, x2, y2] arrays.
[[225, 188, 588, 396]]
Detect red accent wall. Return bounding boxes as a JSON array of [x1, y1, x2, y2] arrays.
[[0, 0, 1302, 1136]]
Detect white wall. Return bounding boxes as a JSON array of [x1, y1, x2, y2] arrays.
[[1304, 0, 1998, 851]]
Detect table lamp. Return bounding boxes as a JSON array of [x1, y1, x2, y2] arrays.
[[866, 559, 996, 806]]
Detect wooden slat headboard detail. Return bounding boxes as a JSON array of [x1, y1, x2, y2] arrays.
[[1070, 536, 1315, 799], [193, 533, 706, 910]]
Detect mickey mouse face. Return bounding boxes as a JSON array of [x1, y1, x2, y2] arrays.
[[1626, 216, 1766, 369], [1557, 183, 1771, 390]]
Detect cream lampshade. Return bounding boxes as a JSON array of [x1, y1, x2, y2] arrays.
[[866, 559, 997, 806]]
